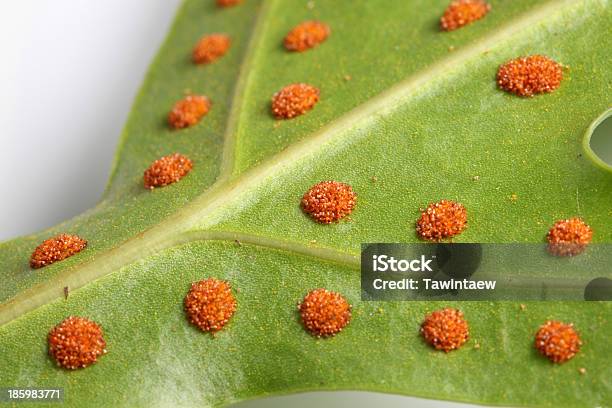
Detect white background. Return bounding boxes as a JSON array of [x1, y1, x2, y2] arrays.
[[0, 1, 477, 407]]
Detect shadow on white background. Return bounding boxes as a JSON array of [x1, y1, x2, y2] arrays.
[[0, 1, 185, 240], [0, 2, 479, 407]]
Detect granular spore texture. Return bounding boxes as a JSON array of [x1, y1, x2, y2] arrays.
[[301, 181, 356, 224], [299, 288, 351, 337], [271, 83, 320, 119], [30, 234, 87, 269], [421, 308, 469, 352], [497, 55, 563, 97], [535, 320, 581, 363], [48, 316, 107, 370], [416, 200, 467, 241], [546, 217, 592, 256], [184, 278, 237, 333], [143, 153, 193, 189]]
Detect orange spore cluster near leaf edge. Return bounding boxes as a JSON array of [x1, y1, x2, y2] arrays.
[[30, 234, 87, 269], [143, 153, 193, 189], [168, 95, 211, 129], [192, 34, 231, 65]]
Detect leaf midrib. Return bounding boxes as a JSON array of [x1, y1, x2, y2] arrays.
[[0, 0, 579, 327]]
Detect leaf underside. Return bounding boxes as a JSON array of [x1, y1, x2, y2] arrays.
[[0, 0, 610, 407]]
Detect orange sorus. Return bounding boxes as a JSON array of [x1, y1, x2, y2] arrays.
[[192, 34, 231, 64], [143, 153, 193, 189], [301, 181, 356, 224], [168, 95, 211, 129], [48, 316, 107, 370], [272, 83, 320, 119], [535, 320, 581, 363], [546, 217, 592, 256], [284, 21, 330, 52], [440, 0, 491, 31], [184, 278, 237, 333], [299, 288, 351, 337], [30, 234, 87, 269], [216, 0, 241, 7], [497, 55, 563, 97], [421, 308, 469, 352], [416, 199, 467, 241]]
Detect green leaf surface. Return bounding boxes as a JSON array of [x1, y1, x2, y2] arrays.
[[1, 0, 610, 407]]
